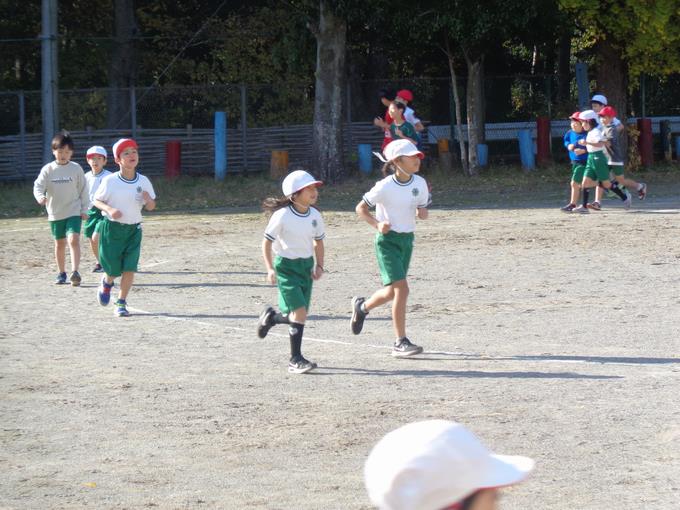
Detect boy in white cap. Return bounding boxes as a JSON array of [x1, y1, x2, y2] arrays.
[[92, 138, 156, 317], [33, 131, 89, 285], [257, 170, 325, 374], [83, 146, 112, 272], [364, 420, 534, 510], [350, 139, 430, 357]]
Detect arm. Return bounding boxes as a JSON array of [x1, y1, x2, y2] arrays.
[[78, 171, 89, 218], [142, 191, 156, 211], [312, 239, 324, 280], [33, 168, 47, 205], [356, 200, 390, 234], [417, 207, 428, 220], [262, 238, 276, 284], [93, 198, 122, 220]]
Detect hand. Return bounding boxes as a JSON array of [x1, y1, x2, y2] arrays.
[[568, 144, 574, 151], [142, 191, 152, 203], [395, 128, 403, 137], [373, 118, 385, 128], [81, 213, 88, 220], [265, 269, 277, 285], [311, 265, 324, 280], [110, 208, 123, 220], [377, 221, 391, 234], [577, 139, 586, 145], [38, 197, 47, 206]]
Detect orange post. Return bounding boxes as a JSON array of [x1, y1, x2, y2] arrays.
[[270, 150, 289, 179]]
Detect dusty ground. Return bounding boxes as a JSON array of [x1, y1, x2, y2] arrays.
[[1, 195, 680, 509]]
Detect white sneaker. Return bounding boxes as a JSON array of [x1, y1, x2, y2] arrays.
[[574, 205, 589, 214], [623, 191, 632, 210]]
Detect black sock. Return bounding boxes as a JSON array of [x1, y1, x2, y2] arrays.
[[582, 188, 590, 207], [272, 312, 290, 325], [609, 182, 627, 200], [289, 323, 304, 360]]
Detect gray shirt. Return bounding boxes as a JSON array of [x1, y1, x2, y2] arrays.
[[601, 124, 625, 165], [33, 161, 89, 220]]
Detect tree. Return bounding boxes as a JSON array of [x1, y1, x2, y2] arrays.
[[106, 0, 137, 129], [559, 0, 680, 118]]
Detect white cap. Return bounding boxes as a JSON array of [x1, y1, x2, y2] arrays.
[[86, 146, 107, 159], [281, 170, 323, 196], [578, 109, 598, 121], [591, 94, 608, 105], [374, 139, 424, 163], [364, 420, 534, 510]]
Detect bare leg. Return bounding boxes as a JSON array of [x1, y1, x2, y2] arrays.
[[364, 285, 396, 311], [569, 181, 580, 205], [391, 279, 409, 339], [55, 239, 66, 273], [67, 233, 80, 272], [119, 271, 135, 301], [288, 307, 308, 325], [90, 231, 100, 263]]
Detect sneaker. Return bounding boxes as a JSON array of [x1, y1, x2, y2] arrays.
[[55, 272, 67, 285], [392, 338, 423, 358], [288, 357, 317, 374], [638, 183, 647, 200], [587, 202, 601, 211], [574, 205, 589, 214], [257, 306, 275, 338], [97, 278, 114, 306], [623, 191, 632, 210], [560, 203, 576, 213], [114, 299, 130, 317], [92, 263, 103, 273], [350, 296, 367, 335], [69, 271, 81, 287]]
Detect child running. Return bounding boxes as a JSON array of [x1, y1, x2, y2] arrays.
[[32, 131, 89, 285], [92, 138, 156, 316], [574, 110, 630, 214], [560, 111, 588, 212], [257, 170, 325, 374], [351, 139, 430, 357], [83, 146, 112, 272]]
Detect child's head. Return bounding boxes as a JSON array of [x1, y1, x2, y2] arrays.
[[381, 139, 424, 177], [578, 110, 598, 131], [396, 89, 414, 105], [590, 94, 607, 113], [364, 420, 534, 510], [112, 138, 139, 169], [388, 101, 405, 121], [263, 170, 322, 212], [598, 105, 617, 126], [378, 87, 396, 108], [86, 146, 107, 173], [51, 131, 74, 164], [569, 112, 583, 132]]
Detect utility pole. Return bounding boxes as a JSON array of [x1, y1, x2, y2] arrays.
[[41, 0, 58, 162]]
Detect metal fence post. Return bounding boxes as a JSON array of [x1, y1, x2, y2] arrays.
[[130, 85, 137, 138], [346, 82, 352, 154], [19, 91, 27, 178], [241, 84, 247, 172]]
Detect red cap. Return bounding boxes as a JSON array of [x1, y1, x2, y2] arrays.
[[569, 111, 581, 120], [598, 106, 617, 118], [396, 89, 414, 102], [112, 138, 138, 160]]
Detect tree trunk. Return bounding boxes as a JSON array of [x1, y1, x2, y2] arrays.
[[595, 38, 628, 155], [311, 1, 346, 183], [106, 0, 137, 130], [464, 51, 485, 175], [445, 38, 469, 176]]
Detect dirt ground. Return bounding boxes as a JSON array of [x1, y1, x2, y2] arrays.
[[1, 196, 679, 509]]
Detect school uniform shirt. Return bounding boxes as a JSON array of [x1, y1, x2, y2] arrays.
[[563, 130, 588, 163], [33, 161, 89, 221], [94, 171, 156, 225], [404, 106, 421, 127], [264, 205, 325, 259], [600, 125, 625, 165], [85, 169, 112, 206], [586, 127, 606, 153], [363, 174, 430, 233], [390, 121, 417, 142]]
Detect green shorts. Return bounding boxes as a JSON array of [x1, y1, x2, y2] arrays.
[[49, 216, 81, 240], [570, 162, 586, 183], [609, 165, 624, 177], [375, 231, 414, 286], [274, 256, 314, 314], [83, 207, 104, 238], [98, 219, 142, 277], [584, 152, 610, 182]]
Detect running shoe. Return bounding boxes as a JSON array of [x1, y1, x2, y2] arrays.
[[623, 191, 632, 210], [350, 296, 367, 335], [560, 203, 576, 213], [392, 338, 423, 358], [257, 306, 275, 338], [92, 263, 103, 273], [55, 272, 67, 285], [114, 299, 130, 317], [97, 278, 114, 306], [574, 205, 589, 214], [587, 202, 601, 211], [638, 183, 647, 200], [69, 271, 81, 287], [288, 357, 317, 374]]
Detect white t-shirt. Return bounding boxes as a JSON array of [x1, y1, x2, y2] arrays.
[[362, 174, 429, 233], [264, 205, 325, 259], [586, 127, 605, 153], [94, 171, 156, 224], [85, 169, 112, 206], [404, 106, 421, 127]]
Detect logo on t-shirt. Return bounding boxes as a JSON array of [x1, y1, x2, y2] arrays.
[[136, 186, 142, 193], [412, 188, 419, 196], [312, 219, 318, 228]]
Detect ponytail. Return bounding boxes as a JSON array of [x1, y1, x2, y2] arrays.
[[262, 196, 292, 214], [381, 160, 398, 177]]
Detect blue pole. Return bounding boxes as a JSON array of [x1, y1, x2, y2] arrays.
[[357, 144, 372, 174], [215, 111, 227, 181], [518, 130, 535, 170], [575, 62, 589, 110]]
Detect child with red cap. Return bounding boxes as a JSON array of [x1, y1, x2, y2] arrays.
[[395, 89, 425, 134], [560, 111, 588, 212], [92, 138, 156, 317]]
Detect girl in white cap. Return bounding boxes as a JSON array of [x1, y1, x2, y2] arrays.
[[83, 146, 112, 272], [257, 170, 325, 374], [350, 139, 430, 357], [364, 420, 534, 510]]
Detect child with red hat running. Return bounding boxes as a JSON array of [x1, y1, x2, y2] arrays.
[[92, 138, 156, 317]]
